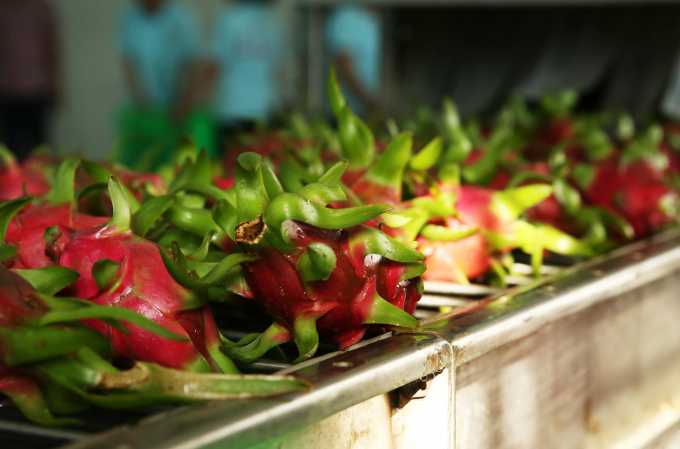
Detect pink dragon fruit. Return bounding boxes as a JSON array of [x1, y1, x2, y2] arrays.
[[385, 176, 592, 282], [3, 157, 108, 269], [51, 176, 239, 374], [166, 153, 425, 363], [0, 264, 309, 426], [574, 157, 679, 238], [0, 146, 51, 200]]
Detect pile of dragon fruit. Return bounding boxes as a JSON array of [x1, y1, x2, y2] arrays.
[[1, 70, 678, 426]]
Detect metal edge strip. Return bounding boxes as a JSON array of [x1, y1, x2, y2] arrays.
[[64, 334, 452, 449], [418, 229, 680, 364]]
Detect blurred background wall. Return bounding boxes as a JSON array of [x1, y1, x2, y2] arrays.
[[44, 1, 680, 160], [48, 0, 296, 160]]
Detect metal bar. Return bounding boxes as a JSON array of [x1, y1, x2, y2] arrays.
[[64, 333, 452, 449], [0, 419, 89, 442], [419, 229, 680, 364]]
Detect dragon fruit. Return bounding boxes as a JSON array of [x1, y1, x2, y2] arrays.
[[383, 171, 592, 282], [51, 176, 239, 373], [574, 160, 678, 238], [165, 153, 425, 363], [416, 184, 550, 281], [573, 125, 679, 239], [0, 264, 309, 425], [0, 145, 51, 200], [3, 157, 109, 269]]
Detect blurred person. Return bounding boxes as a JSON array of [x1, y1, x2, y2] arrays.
[[117, 0, 199, 118], [203, 0, 284, 143], [325, 4, 381, 116], [116, 0, 208, 169], [0, 0, 60, 161]]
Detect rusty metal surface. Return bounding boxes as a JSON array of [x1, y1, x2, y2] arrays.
[[454, 270, 680, 449]]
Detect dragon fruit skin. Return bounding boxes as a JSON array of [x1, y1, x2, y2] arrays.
[[1, 158, 113, 269], [0, 147, 51, 201], [2, 158, 111, 270], [579, 160, 678, 238], [416, 187, 506, 282], [54, 177, 238, 374], [417, 184, 554, 283], [240, 220, 422, 350], [418, 231, 490, 282], [205, 152, 424, 362], [5, 203, 107, 270]]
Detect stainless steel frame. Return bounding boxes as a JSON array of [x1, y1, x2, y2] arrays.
[[55, 229, 680, 449]]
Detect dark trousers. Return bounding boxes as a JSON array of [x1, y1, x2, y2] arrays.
[[0, 95, 49, 161]]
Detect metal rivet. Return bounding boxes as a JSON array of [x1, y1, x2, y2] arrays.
[[332, 361, 353, 368], [591, 269, 604, 277]]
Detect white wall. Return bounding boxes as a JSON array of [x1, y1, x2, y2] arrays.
[[50, 0, 296, 160], [51, 0, 125, 159]]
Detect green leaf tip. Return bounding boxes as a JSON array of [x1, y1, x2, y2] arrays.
[[364, 294, 419, 328], [0, 196, 32, 245], [297, 242, 337, 284], [106, 176, 132, 232], [45, 156, 80, 206], [237, 152, 262, 172], [491, 184, 554, 221], [410, 136, 443, 171], [131, 194, 176, 237], [13, 267, 80, 295], [365, 131, 412, 187], [318, 160, 348, 185]]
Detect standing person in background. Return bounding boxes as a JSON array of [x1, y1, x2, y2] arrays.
[[325, 4, 381, 117], [204, 0, 284, 145], [0, 0, 60, 161], [116, 0, 203, 169]]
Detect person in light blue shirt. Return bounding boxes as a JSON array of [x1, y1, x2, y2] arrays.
[[117, 0, 199, 114], [206, 0, 284, 134], [325, 5, 381, 116]]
